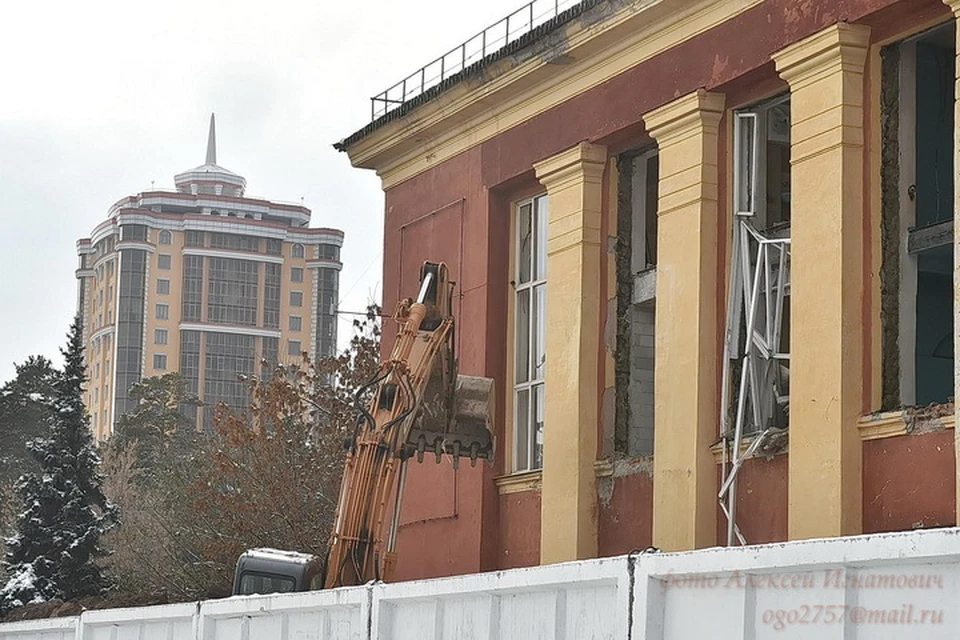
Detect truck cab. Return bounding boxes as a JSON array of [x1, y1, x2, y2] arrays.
[[232, 548, 324, 596]]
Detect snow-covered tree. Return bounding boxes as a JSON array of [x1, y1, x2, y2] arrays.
[[1, 316, 117, 613], [0, 356, 59, 487]]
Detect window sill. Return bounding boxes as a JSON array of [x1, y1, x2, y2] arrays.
[[710, 431, 789, 461], [858, 406, 954, 441], [495, 469, 542, 495], [633, 267, 657, 305]]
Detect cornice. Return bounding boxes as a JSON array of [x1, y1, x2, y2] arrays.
[[343, 0, 764, 189]]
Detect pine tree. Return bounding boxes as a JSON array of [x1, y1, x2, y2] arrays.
[[0, 356, 60, 488], [1, 316, 117, 612]]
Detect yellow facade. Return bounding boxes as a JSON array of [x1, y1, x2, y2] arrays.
[[772, 23, 871, 539], [643, 90, 725, 551], [534, 142, 607, 563]]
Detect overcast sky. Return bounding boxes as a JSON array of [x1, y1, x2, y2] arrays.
[[0, 0, 527, 382]]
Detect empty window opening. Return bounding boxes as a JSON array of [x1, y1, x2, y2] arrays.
[[880, 24, 955, 409], [615, 147, 659, 457]]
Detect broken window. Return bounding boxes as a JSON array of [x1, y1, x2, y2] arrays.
[[615, 148, 659, 457], [720, 94, 792, 546], [881, 24, 955, 409]]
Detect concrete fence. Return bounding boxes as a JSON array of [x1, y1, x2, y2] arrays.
[[2, 528, 959, 639]]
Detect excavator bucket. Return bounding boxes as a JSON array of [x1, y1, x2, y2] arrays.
[[405, 373, 495, 467]]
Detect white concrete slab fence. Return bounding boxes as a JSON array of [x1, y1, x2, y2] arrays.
[[2, 528, 959, 640]]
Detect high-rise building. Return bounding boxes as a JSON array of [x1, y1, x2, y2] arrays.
[[76, 114, 343, 440]]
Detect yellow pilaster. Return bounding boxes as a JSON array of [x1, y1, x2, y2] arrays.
[[534, 142, 607, 564], [941, 0, 960, 525], [643, 89, 724, 551], [773, 22, 871, 539]]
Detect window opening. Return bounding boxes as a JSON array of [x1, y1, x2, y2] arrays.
[[719, 94, 792, 547]]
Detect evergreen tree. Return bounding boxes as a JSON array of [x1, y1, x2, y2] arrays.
[[0, 316, 117, 613], [0, 356, 59, 487], [111, 373, 201, 477]]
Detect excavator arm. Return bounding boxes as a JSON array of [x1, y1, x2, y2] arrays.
[[322, 261, 495, 588]]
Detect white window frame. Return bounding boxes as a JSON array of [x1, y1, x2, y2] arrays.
[[513, 194, 548, 472], [153, 353, 167, 370], [157, 278, 170, 295], [289, 315, 302, 332], [155, 328, 168, 345], [156, 303, 169, 320]]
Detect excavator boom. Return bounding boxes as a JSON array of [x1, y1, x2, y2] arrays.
[[323, 261, 495, 588]]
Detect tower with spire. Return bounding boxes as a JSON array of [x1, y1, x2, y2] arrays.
[[73, 114, 344, 441], [173, 113, 247, 197]]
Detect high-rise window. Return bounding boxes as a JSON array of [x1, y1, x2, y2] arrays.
[[211, 233, 260, 252], [155, 328, 168, 345], [207, 257, 259, 326], [263, 263, 281, 329], [203, 332, 255, 428], [291, 267, 304, 283], [182, 256, 203, 322], [159, 230, 172, 245], [513, 194, 548, 472], [318, 244, 340, 261], [290, 291, 303, 307], [185, 230, 205, 247], [265, 239, 282, 255], [157, 279, 170, 295], [292, 244, 305, 258], [289, 315, 302, 331], [158, 254, 172, 270], [287, 339, 302, 357], [153, 354, 167, 370], [156, 303, 169, 320], [179, 330, 201, 423]]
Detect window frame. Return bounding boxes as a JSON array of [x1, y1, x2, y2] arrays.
[[287, 339, 302, 357], [511, 193, 548, 473], [157, 278, 171, 295]]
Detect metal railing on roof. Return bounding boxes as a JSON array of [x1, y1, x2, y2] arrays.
[[370, 0, 582, 120]]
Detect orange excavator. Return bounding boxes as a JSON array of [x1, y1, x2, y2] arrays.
[[233, 262, 496, 594]]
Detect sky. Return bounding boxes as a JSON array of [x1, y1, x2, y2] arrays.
[[0, 0, 527, 382]]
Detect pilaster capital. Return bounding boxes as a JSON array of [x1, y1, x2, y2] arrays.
[[642, 89, 725, 147], [534, 142, 608, 193], [773, 22, 871, 88]]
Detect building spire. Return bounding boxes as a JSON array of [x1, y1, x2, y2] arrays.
[[205, 113, 217, 165]]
